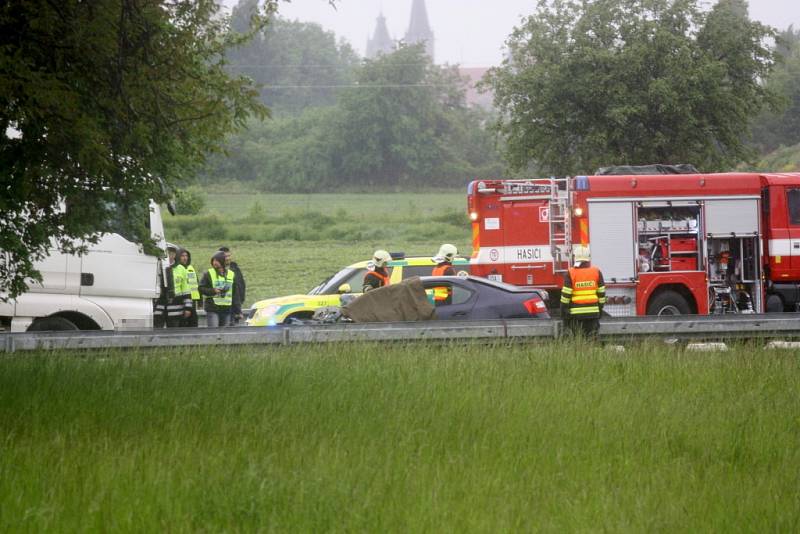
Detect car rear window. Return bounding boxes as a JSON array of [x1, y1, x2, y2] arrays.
[[425, 282, 474, 305]]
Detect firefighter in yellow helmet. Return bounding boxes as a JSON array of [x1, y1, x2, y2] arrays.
[[363, 250, 391, 292], [560, 245, 606, 338]]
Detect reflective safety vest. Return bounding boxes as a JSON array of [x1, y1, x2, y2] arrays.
[[172, 264, 191, 297], [186, 265, 200, 300], [560, 266, 606, 318], [364, 269, 389, 290], [432, 263, 455, 277], [208, 268, 235, 307], [432, 264, 455, 301], [432, 286, 450, 302]]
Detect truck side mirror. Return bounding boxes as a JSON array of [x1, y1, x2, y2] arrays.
[[338, 283, 351, 294]]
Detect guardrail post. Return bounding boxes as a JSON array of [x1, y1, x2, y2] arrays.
[[282, 328, 290, 346]]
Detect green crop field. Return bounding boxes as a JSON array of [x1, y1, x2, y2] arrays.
[[2, 341, 799, 531], [168, 191, 472, 307]]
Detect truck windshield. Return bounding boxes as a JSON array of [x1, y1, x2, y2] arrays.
[[66, 199, 148, 244]]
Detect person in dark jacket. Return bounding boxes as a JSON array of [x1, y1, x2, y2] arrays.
[[154, 243, 178, 328], [218, 246, 246, 324], [199, 251, 237, 328]]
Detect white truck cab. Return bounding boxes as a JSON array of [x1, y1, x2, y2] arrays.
[[0, 201, 167, 332]]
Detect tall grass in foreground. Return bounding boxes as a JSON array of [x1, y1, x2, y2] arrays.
[[1, 341, 799, 532]]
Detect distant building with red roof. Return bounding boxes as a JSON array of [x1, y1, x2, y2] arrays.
[[459, 67, 493, 109]]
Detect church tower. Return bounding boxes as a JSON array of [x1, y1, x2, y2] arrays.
[[366, 13, 395, 59], [404, 0, 434, 62]]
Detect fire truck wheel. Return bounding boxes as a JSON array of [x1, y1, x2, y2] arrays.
[[28, 316, 79, 332], [766, 294, 784, 313], [646, 290, 691, 316]]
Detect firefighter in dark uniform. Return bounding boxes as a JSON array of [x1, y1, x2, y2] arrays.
[[560, 245, 606, 338], [154, 243, 178, 328], [362, 250, 391, 292]]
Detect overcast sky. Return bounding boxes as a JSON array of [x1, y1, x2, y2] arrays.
[[225, 0, 800, 66]]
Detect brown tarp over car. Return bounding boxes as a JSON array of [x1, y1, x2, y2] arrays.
[[342, 277, 436, 322]]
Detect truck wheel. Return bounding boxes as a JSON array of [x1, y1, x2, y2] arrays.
[[28, 316, 79, 332], [766, 294, 784, 313], [646, 291, 691, 316]]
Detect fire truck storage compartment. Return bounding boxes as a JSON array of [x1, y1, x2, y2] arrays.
[[587, 201, 636, 282], [704, 198, 762, 313], [670, 238, 697, 252], [670, 256, 698, 271], [636, 203, 701, 273]]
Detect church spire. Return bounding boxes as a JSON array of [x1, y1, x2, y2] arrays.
[[367, 12, 394, 58], [404, 0, 434, 62]]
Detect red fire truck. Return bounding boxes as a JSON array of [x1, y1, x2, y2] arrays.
[[467, 171, 800, 316]]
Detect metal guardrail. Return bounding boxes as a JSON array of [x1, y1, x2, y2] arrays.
[[3, 314, 800, 352]]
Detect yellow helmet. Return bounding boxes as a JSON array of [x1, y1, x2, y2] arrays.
[[573, 244, 591, 266], [372, 249, 391, 268], [434, 243, 458, 263]]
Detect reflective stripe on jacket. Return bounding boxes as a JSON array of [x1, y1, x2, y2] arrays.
[[208, 268, 235, 307], [186, 265, 200, 300], [560, 266, 606, 318]]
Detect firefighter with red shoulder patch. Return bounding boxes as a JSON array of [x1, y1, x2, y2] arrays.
[[560, 245, 606, 338], [363, 250, 391, 293]]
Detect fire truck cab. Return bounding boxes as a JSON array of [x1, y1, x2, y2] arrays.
[[467, 171, 800, 316]]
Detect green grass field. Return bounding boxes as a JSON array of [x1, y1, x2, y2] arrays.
[[2, 341, 799, 531]]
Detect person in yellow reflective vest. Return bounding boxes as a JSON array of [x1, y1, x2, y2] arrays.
[[199, 251, 237, 328], [176, 248, 199, 327], [560, 245, 606, 338], [167, 246, 193, 328]]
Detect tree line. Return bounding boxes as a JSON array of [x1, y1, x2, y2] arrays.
[[485, 0, 793, 175], [207, 0, 800, 193], [202, 5, 503, 192]]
